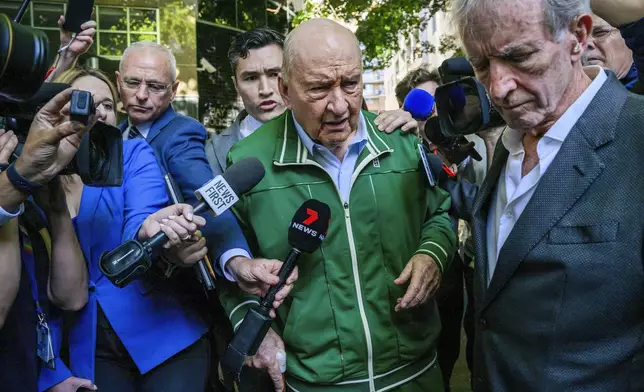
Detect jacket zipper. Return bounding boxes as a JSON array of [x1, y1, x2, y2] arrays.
[[275, 149, 391, 391]]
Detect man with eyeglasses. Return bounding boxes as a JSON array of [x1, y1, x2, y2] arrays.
[[116, 41, 292, 392], [586, 0, 644, 92]]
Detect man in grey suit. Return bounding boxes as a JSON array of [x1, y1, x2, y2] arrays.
[[445, 0, 644, 390], [206, 28, 286, 177]]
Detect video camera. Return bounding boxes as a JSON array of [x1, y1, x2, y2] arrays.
[[0, 0, 122, 187], [434, 57, 506, 137]]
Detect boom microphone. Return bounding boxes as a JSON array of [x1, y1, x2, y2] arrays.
[[99, 157, 266, 288], [403, 88, 435, 120], [221, 199, 331, 380]]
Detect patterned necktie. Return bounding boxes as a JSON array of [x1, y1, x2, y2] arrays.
[[128, 125, 143, 140]]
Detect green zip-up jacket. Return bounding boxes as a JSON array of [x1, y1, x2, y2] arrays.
[[219, 110, 456, 391]]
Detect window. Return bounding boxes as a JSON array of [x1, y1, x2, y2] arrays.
[[0, 1, 159, 59], [97, 6, 160, 58]]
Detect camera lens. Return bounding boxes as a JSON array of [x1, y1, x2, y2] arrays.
[[0, 13, 51, 101]]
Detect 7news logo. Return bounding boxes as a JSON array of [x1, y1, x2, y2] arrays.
[[291, 208, 327, 239]]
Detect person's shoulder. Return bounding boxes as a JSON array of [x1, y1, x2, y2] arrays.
[[361, 109, 418, 149], [228, 112, 286, 159], [165, 111, 207, 138]]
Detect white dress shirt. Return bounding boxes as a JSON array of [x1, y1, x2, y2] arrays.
[[292, 113, 368, 203], [239, 114, 264, 139], [486, 66, 608, 284]]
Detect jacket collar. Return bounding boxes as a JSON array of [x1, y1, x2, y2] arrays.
[[273, 109, 391, 165], [220, 109, 248, 137], [119, 106, 178, 142], [146, 105, 177, 143]]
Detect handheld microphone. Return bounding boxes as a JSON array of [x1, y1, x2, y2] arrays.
[[99, 157, 266, 288], [221, 199, 331, 380], [403, 88, 436, 120]]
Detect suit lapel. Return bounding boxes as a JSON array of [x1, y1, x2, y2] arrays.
[[146, 106, 177, 143], [481, 72, 626, 311], [215, 126, 243, 171]]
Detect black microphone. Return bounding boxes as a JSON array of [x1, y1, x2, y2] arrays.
[[99, 157, 266, 288], [221, 199, 331, 380]]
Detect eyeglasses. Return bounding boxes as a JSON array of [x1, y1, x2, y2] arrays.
[[120, 78, 171, 94], [591, 27, 619, 41]]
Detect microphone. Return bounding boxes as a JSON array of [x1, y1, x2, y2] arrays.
[[221, 199, 331, 380], [403, 88, 435, 120], [99, 157, 266, 288]]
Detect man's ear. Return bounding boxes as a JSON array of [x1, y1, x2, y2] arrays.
[[572, 13, 593, 61], [115, 71, 122, 95], [171, 80, 179, 101], [278, 75, 292, 109], [232, 73, 240, 91]]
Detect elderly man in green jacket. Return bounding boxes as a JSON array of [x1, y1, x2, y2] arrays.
[[219, 18, 456, 392]]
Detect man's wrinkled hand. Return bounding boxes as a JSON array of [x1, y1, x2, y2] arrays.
[[138, 204, 206, 248], [374, 109, 418, 134], [227, 256, 298, 317], [15, 88, 97, 185], [0, 129, 19, 165], [244, 328, 286, 392], [394, 254, 441, 312], [48, 376, 97, 392]]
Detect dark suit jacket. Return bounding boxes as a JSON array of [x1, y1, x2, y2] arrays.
[[119, 106, 251, 272], [446, 72, 644, 392]]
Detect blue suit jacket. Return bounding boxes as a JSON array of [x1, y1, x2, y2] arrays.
[[39, 140, 208, 388], [119, 106, 251, 272]]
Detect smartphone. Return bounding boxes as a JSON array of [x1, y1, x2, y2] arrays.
[[62, 0, 94, 33]]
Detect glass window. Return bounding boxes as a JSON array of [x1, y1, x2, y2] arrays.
[[99, 32, 128, 56], [99, 7, 127, 32], [33, 3, 64, 28], [130, 8, 156, 33], [131, 33, 156, 44]]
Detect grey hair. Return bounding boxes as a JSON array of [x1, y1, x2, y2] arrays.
[[119, 41, 177, 81], [282, 31, 297, 85], [452, 0, 591, 41]]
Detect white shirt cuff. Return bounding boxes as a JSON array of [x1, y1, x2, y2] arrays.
[[219, 248, 251, 282], [0, 203, 24, 226]]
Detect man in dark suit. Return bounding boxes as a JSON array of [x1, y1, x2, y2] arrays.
[[116, 41, 293, 391], [444, 0, 644, 391]]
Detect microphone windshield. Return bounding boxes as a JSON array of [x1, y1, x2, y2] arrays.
[[403, 88, 435, 120], [288, 199, 331, 253], [222, 157, 266, 195]]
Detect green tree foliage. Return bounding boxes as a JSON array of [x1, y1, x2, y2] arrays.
[[292, 0, 464, 69]]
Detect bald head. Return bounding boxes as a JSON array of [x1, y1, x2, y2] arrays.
[[283, 18, 361, 84], [278, 18, 364, 155]]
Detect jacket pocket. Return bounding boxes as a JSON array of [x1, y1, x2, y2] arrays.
[[547, 222, 619, 244]]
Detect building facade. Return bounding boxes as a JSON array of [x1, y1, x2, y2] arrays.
[[383, 10, 453, 110]]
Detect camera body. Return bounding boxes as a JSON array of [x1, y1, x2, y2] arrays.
[[434, 57, 506, 137]]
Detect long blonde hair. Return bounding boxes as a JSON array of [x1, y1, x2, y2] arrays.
[[54, 66, 119, 111]]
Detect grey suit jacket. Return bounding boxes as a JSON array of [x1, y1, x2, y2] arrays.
[[447, 72, 644, 392], [205, 110, 246, 176]]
